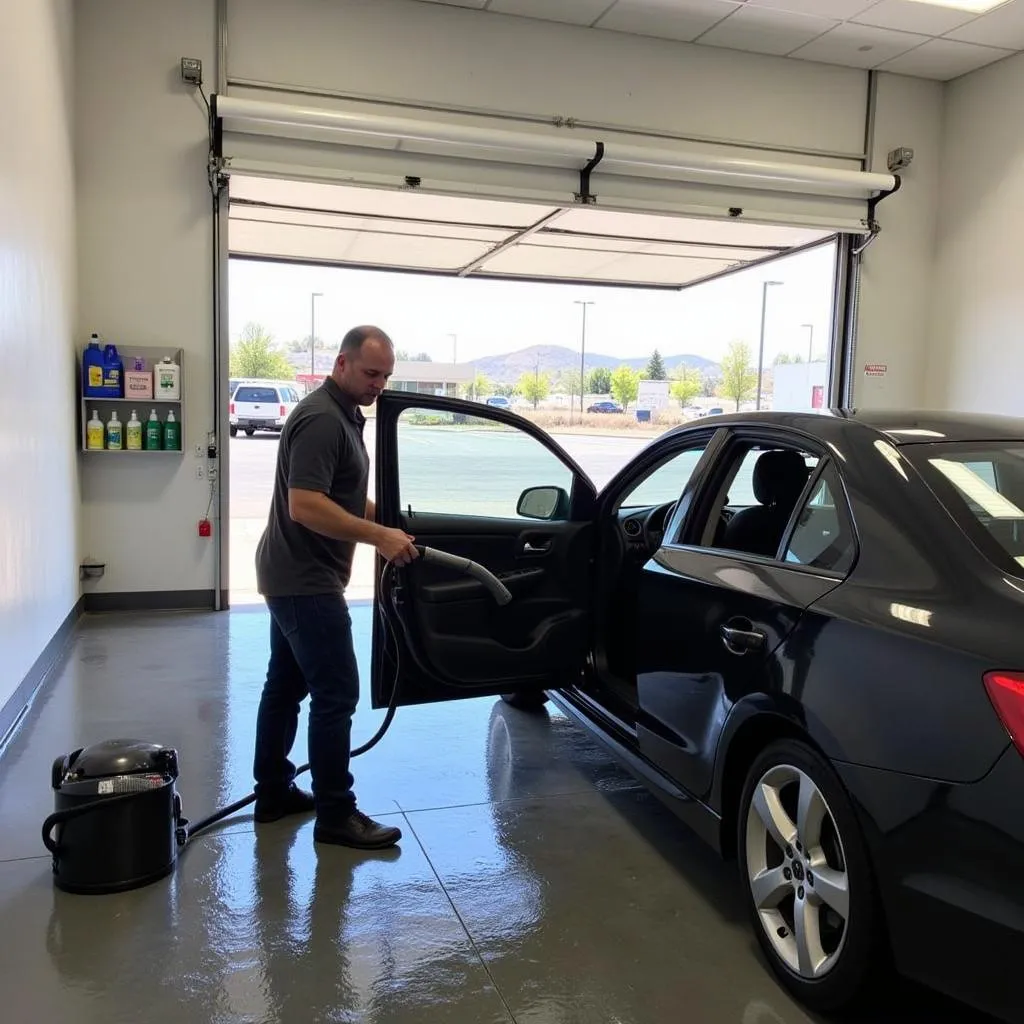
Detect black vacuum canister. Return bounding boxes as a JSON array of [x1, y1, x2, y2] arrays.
[[42, 739, 184, 894]]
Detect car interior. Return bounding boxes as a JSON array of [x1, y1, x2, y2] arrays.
[[591, 439, 824, 717]]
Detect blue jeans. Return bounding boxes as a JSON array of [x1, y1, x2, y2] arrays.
[[253, 594, 359, 823]]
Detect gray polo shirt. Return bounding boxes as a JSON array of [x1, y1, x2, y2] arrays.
[[255, 378, 369, 596]]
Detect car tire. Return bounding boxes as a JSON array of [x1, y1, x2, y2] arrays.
[[737, 739, 883, 1014], [229, 426, 238, 437], [499, 691, 549, 712]]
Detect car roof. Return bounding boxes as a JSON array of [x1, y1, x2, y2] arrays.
[[675, 409, 1024, 446]]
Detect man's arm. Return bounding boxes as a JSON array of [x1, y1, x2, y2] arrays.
[[365, 498, 376, 522], [289, 489, 416, 565]]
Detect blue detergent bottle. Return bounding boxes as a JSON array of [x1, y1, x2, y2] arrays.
[[83, 334, 106, 398], [103, 343, 124, 397]]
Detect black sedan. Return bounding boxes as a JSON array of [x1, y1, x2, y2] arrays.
[[370, 394, 1024, 1023]]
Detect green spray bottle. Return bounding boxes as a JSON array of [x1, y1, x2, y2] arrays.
[[144, 409, 162, 451], [163, 410, 181, 451]]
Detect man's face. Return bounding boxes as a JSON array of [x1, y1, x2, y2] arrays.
[[335, 337, 395, 406]]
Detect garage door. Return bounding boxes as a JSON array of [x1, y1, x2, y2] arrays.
[[214, 91, 894, 288]]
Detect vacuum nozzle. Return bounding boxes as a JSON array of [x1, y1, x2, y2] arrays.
[[414, 545, 513, 605]]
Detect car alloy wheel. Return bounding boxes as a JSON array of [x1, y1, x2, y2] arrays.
[[738, 739, 882, 1013], [745, 763, 849, 979]]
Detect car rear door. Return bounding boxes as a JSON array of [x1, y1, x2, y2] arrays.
[[370, 392, 598, 709], [632, 429, 857, 800], [233, 384, 279, 427]]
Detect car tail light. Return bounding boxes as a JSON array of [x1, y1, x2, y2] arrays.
[[229, 402, 235, 414], [984, 672, 1024, 755], [280, 404, 286, 417]]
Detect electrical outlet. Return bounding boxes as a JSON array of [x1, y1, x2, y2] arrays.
[[195, 465, 205, 480], [194, 444, 204, 458], [180, 57, 203, 86]]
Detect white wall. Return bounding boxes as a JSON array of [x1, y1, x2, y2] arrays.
[[75, 0, 217, 599], [852, 72, 943, 410], [0, 1, 79, 710], [927, 52, 1024, 414]]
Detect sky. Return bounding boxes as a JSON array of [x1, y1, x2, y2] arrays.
[[228, 239, 838, 368]]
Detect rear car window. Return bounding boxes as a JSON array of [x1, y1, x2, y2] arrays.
[[906, 443, 1024, 575], [234, 386, 278, 403]]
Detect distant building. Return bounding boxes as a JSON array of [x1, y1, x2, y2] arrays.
[[295, 360, 474, 398], [772, 360, 828, 412]]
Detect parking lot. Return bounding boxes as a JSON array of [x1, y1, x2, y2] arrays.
[[229, 426, 653, 603]]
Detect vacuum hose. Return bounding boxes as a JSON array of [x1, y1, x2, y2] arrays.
[[183, 544, 509, 842]]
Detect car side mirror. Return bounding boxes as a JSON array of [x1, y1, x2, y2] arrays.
[[517, 485, 568, 521]]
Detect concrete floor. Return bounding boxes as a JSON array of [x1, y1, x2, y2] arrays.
[[0, 608, 995, 1023]]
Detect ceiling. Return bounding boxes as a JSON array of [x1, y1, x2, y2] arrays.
[[412, 0, 1024, 80], [229, 175, 831, 288]]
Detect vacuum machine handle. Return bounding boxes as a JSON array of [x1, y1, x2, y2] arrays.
[[413, 545, 513, 606], [40, 790, 146, 855]]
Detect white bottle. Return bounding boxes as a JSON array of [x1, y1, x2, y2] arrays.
[[86, 409, 104, 450], [155, 357, 181, 400], [126, 409, 142, 450], [106, 410, 123, 450]]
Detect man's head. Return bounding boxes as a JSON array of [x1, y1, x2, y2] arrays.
[[332, 325, 395, 406]]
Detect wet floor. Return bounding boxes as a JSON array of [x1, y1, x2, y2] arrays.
[[0, 608, 996, 1023]]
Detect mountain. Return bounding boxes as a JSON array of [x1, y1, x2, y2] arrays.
[[472, 345, 719, 383]]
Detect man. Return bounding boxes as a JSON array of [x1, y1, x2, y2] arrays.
[[252, 324, 418, 849]]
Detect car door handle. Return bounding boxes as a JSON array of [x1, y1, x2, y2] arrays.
[[720, 623, 767, 655], [520, 538, 551, 556]]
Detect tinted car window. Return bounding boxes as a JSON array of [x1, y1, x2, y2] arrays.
[[783, 466, 856, 574], [235, 387, 278, 403], [907, 443, 1024, 575], [619, 444, 709, 508]]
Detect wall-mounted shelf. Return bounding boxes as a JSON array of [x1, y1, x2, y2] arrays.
[[79, 345, 184, 455]]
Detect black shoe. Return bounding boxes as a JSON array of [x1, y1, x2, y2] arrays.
[[254, 784, 316, 824], [313, 811, 402, 849]]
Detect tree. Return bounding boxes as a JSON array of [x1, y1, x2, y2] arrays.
[[287, 334, 327, 353], [460, 372, 491, 400], [587, 366, 612, 395], [717, 340, 758, 411], [644, 349, 667, 380], [558, 369, 583, 400], [395, 349, 410, 361], [670, 366, 702, 409], [494, 382, 520, 398], [610, 365, 640, 410], [774, 353, 792, 365], [518, 370, 551, 409], [230, 322, 295, 380], [412, 352, 432, 362]]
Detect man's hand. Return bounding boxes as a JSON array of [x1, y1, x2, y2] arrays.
[[375, 526, 419, 566]]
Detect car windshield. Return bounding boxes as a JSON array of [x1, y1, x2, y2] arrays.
[[907, 442, 1024, 575], [235, 387, 278, 403]]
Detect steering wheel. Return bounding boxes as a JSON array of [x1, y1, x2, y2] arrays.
[[641, 499, 679, 549]]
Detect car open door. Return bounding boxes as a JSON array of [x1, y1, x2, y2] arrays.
[[370, 392, 598, 709]]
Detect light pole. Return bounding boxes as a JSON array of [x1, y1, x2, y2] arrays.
[[757, 281, 783, 410], [574, 300, 594, 421], [802, 322, 814, 363], [310, 292, 322, 378]]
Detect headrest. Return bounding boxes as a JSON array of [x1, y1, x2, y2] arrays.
[[753, 450, 809, 506]]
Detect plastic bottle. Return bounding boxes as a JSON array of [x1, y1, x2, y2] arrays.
[[86, 409, 104, 450], [126, 409, 142, 450], [103, 344, 124, 397], [144, 409, 162, 451], [106, 410, 123, 450], [155, 357, 181, 401], [83, 335, 105, 399], [163, 409, 181, 451]]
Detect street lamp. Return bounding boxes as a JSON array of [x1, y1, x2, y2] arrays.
[[310, 292, 322, 377], [757, 281, 783, 411], [574, 300, 594, 421], [802, 323, 814, 363]]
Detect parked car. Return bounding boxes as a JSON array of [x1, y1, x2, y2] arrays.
[[370, 394, 1024, 1024], [483, 395, 512, 410], [587, 400, 623, 414], [229, 381, 301, 436]]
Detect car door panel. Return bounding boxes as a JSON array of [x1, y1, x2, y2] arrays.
[[371, 392, 596, 709], [634, 539, 843, 801]]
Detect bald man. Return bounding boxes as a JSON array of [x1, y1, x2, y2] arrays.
[[252, 325, 418, 849]]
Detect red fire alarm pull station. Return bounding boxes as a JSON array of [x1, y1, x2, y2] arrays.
[[198, 519, 212, 537]]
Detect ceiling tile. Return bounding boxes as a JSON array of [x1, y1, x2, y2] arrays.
[[790, 22, 930, 67], [878, 36, 1012, 77], [744, 0, 877, 17], [486, 0, 615, 26], [696, 5, 839, 55], [946, 2, 1024, 49], [852, 0, 978, 35], [595, 0, 741, 42]]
